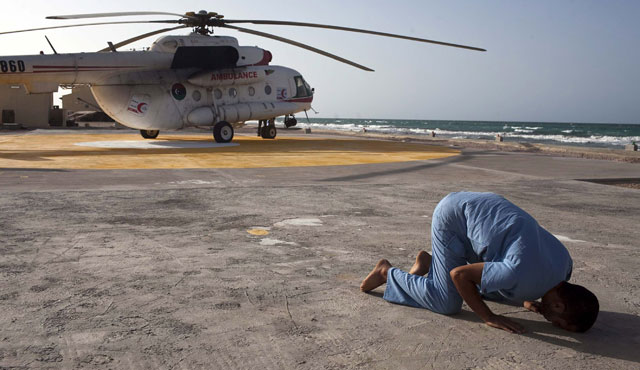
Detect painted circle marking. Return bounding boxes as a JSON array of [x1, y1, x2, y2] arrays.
[[247, 229, 270, 236], [171, 83, 187, 100], [1, 134, 460, 170]]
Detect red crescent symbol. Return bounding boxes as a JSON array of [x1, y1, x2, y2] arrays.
[[137, 102, 147, 113]]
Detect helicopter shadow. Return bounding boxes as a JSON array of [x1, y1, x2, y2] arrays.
[[319, 150, 500, 182]]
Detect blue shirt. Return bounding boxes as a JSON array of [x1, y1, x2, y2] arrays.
[[434, 192, 573, 302]]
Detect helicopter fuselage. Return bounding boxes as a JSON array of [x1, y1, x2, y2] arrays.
[[0, 34, 313, 131]]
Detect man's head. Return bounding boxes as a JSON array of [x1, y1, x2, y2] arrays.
[[541, 282, 599, 332]]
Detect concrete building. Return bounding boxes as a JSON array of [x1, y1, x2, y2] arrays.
[[60, 86, 117, 126], [60, 86, 100, 113], [0, 85, 52, 128]]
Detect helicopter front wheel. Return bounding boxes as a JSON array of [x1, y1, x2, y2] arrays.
[[284, 115, 297, 128], [140, 130, 159, 139]]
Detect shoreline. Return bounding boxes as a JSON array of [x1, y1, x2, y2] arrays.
[[301, 127, 640, 164]]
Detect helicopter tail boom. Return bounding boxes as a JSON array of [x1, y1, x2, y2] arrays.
[[0, 51, 174, 91]]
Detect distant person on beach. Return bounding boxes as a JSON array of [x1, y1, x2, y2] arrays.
[[360, 192, 599, 333]]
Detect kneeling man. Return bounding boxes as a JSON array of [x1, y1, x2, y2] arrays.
[[361, 192, 599, 333]]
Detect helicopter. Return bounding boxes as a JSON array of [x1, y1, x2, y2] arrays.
[[0, 10, 485, 143]]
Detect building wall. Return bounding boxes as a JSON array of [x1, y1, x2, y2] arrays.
[[61, 86, 100, 113], [0, 85, 52, 128]]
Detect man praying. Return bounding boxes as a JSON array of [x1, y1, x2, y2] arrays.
[[360, 192, 599, 333]]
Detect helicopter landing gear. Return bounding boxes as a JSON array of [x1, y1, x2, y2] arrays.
[[140, 129, 159, 139], [258, 118, 277, 139], [213, 121, 234, 143], [284, 115, 297, 128]]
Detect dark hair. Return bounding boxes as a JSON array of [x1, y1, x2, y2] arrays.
[[556, 282, 599, 332]]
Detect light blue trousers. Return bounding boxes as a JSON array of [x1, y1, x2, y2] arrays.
[[383, 228, 469, 315]]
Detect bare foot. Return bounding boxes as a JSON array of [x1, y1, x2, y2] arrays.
[[360, 259, 392, 292], [409, 251, 432, 275]]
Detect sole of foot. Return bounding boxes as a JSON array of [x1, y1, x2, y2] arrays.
[[360, 259, 391, 292]]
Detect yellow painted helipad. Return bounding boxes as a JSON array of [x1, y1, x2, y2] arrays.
[[0, 133, 459, 169]]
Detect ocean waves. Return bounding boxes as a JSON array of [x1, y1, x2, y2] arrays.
[[287, 119, 640, 149]]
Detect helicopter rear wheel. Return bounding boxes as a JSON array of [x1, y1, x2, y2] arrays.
[[140, 130, 159, 139], [213, 121, 234, 143]]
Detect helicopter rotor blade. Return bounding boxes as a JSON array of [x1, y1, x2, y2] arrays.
[[222, 24, 374, 72], [0, 20, 180, 36], [98, 25, 189, 52], [47, 12, 186, 20], [223, 19, 486, 52]]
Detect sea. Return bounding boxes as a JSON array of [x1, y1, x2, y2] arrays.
[[292, 118, 640, 149]]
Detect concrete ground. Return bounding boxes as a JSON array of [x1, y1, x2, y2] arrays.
[[1, 128, 639, 369]]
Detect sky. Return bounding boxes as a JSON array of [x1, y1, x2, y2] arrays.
[[0, 0, 638, 124]]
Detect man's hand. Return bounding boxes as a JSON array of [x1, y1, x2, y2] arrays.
[[450, 263, 526, 334], [485, 313, 525, 334], [523, 300, 542, 314], [450, 263, 527, 334]]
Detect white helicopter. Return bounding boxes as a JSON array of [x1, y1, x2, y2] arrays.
[[0, 10, 485, 142]]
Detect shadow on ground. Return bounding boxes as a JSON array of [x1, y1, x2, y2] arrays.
[[455, 310, 640, 363]]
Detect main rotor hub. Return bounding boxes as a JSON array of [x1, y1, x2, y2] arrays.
[[181, 10, 225, 35]]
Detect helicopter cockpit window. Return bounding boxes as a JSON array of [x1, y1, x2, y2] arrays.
[[294, 76, 312, 97]]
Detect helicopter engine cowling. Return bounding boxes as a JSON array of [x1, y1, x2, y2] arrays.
[[237, 47, 272, 67], [150, 35, 271, 68]]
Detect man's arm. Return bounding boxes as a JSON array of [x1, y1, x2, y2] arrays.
[[450, 263, 525, 334]]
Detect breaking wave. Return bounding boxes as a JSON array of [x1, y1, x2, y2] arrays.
[[287, 119, 640, 149]]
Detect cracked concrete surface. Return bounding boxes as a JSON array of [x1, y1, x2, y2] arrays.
[[1, 130, 639, 369]]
